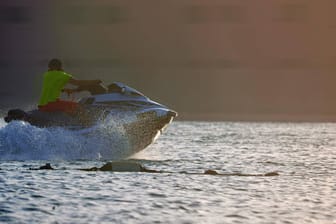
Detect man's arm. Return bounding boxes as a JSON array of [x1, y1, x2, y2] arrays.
[[65, 78, 107, 95], [68, 78, 102, 87]]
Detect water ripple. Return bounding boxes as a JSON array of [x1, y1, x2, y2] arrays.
[[0, 122, 335, 223]]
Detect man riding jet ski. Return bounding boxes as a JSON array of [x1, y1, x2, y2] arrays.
[[4, 59, 177, 152], [38, 58, 103, 113], [5, 58, 104, 126]]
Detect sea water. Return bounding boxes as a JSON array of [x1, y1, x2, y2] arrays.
[[0, 120, 335, 223]]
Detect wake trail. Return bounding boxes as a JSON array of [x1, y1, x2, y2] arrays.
[[0, 115, 135, 161]]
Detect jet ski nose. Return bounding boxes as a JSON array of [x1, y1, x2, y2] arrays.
[[167, 110, 177, 118], [153, 109, 177, 119]]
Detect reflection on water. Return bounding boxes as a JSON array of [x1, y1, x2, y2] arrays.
[[0, 121, 336, 223]]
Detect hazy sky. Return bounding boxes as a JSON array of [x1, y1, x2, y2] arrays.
[[1, 0, 336, 121]]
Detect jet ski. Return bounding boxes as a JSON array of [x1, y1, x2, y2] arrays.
[[4, 82, 177, 153]]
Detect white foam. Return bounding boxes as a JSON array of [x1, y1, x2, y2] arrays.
[[0, 115, 136, 161], [0, 119, 7, 128]]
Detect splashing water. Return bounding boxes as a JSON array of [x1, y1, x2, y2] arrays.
[[0, 114, 135, 161]]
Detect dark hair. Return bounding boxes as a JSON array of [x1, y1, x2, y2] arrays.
[[48, 58, 63, 70]]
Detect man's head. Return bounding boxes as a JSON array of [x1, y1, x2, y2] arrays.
[[48, 58, 63, 71]]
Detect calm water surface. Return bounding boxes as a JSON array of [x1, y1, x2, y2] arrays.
[[0, 121, 335, 223]]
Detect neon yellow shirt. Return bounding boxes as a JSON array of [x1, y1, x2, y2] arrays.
[[38, 71, 72, 106]]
